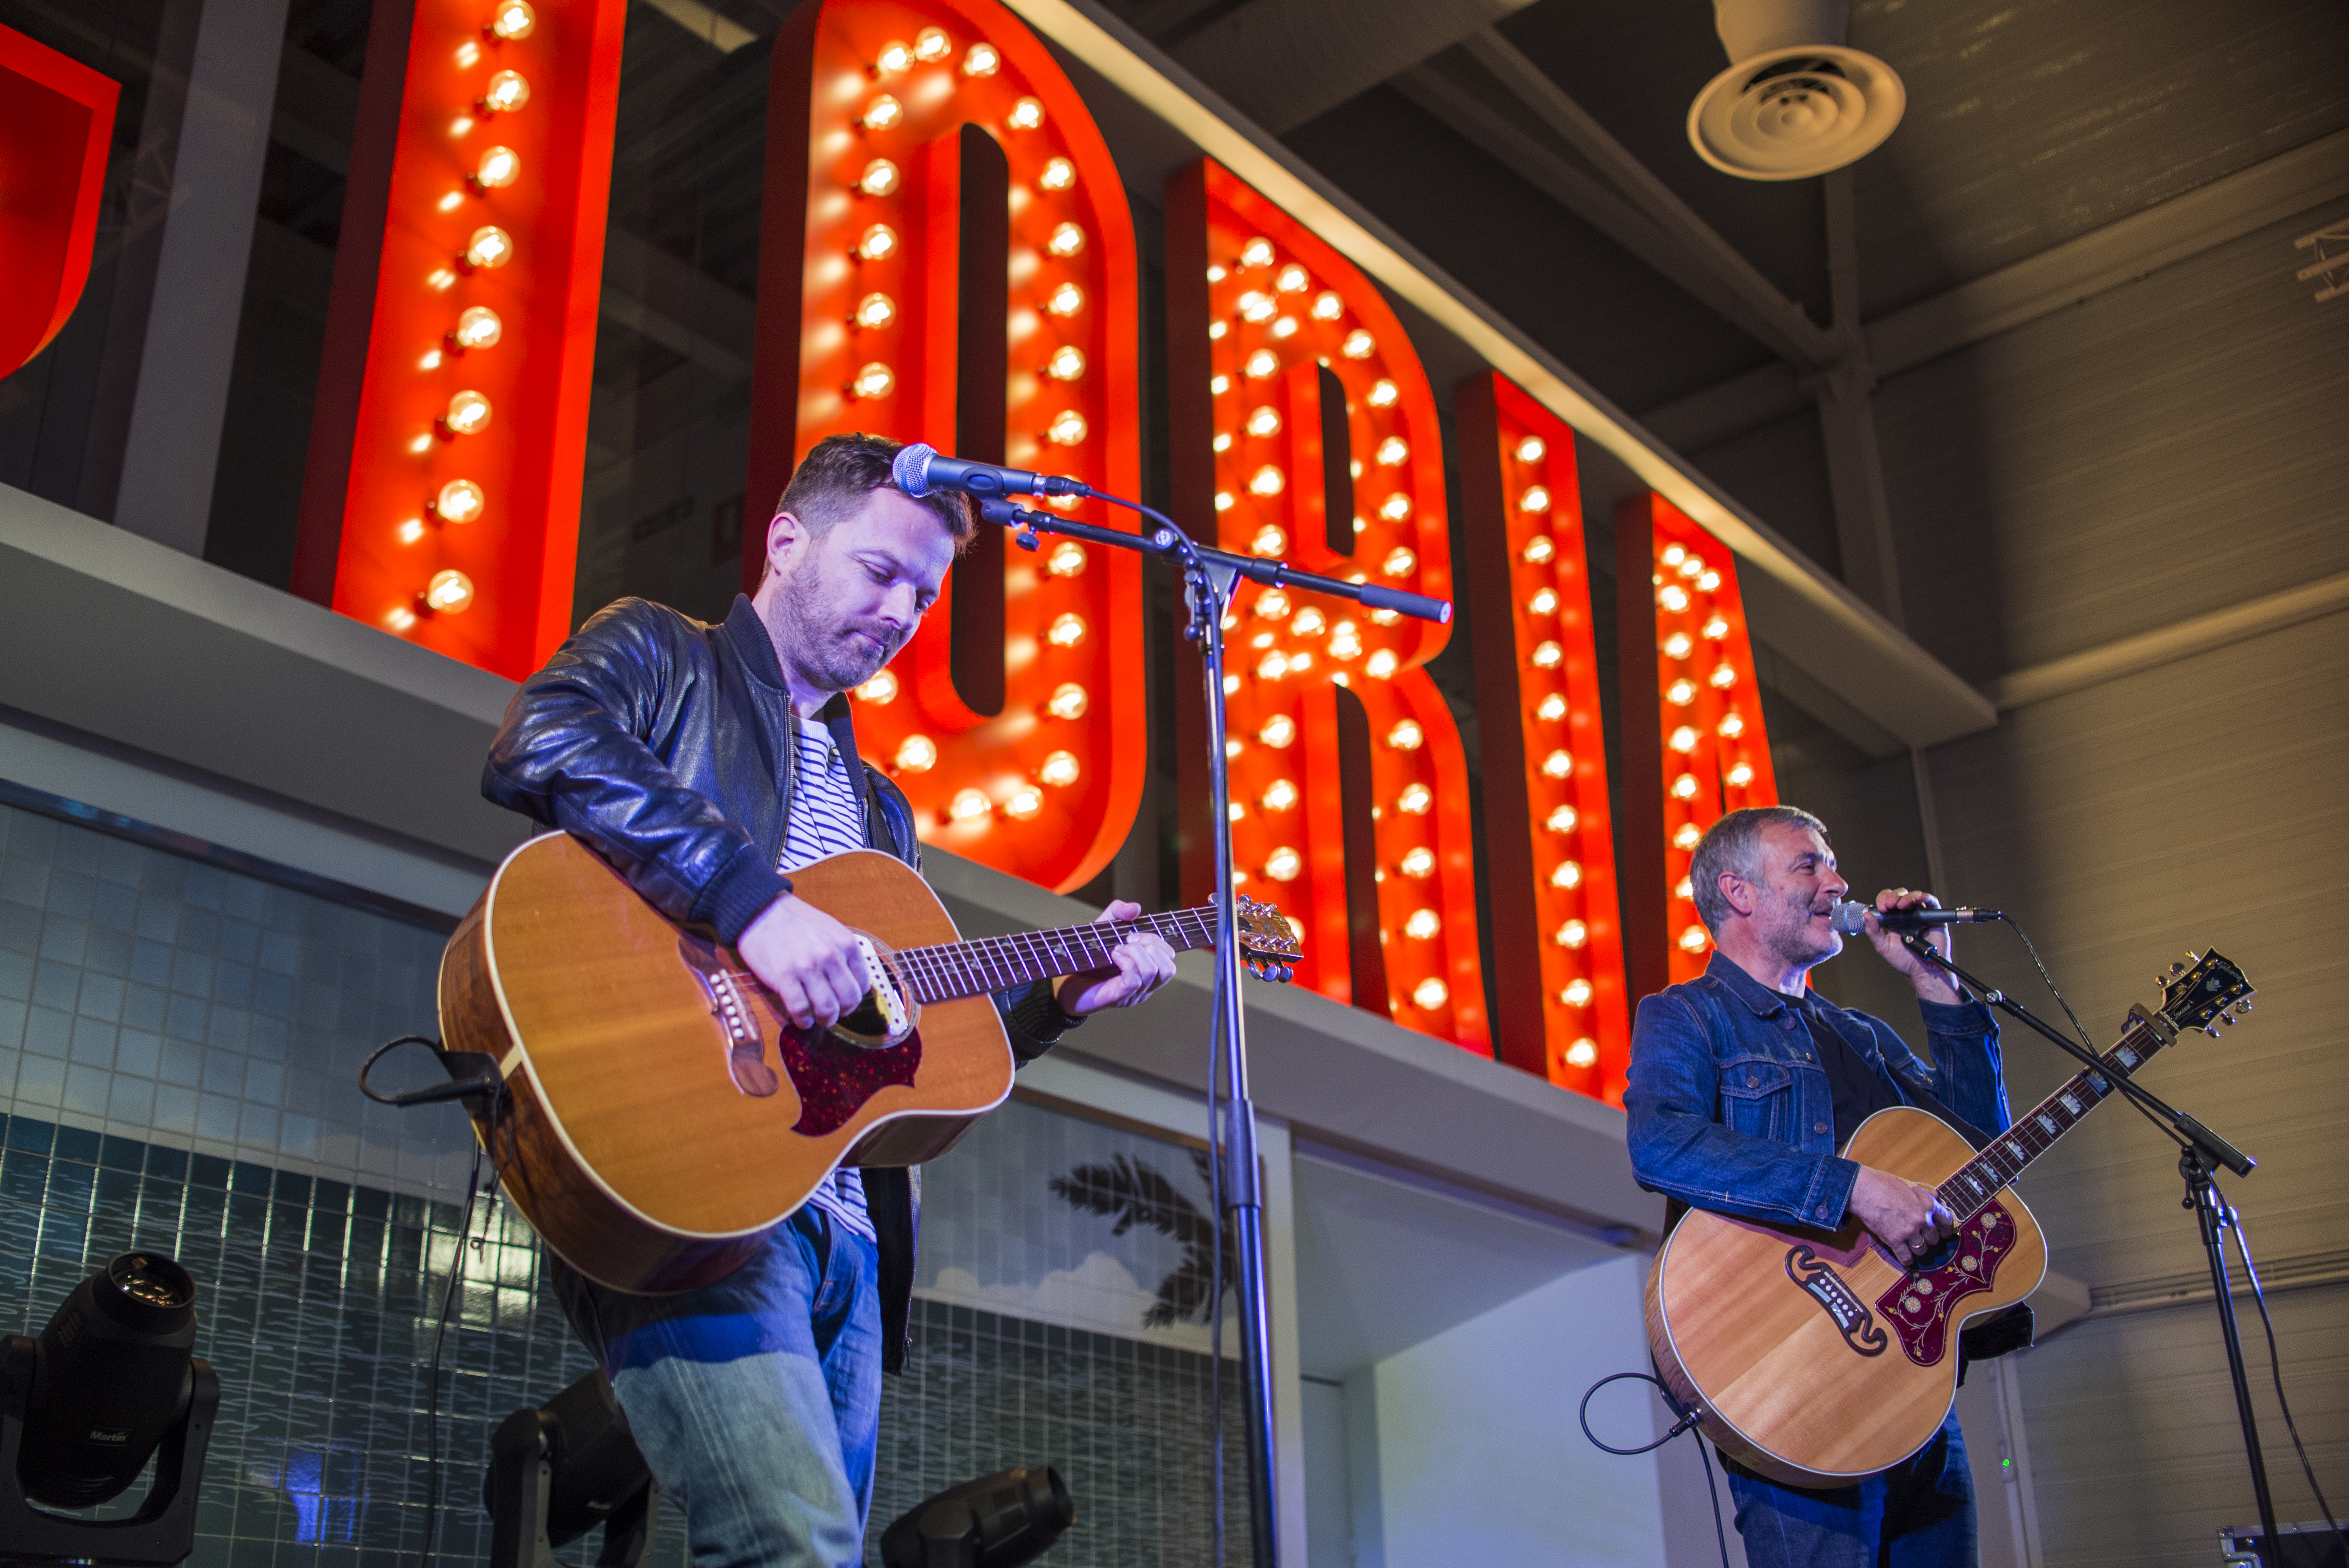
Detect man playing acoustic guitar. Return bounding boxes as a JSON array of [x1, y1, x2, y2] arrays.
[[483, 433, 1178, 1566], [1626, 805, 2024, 1567]]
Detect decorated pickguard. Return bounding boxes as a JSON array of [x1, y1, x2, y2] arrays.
[[778, 1023, 921, 1135], [1874, 1202, 2018, 1367]]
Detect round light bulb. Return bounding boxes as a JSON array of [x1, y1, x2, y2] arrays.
[[1365, 649, 1399, 678], [1550, 861, 1583, 889], [1679, 925, 1710, 953], [1398, 783, 1433, 814], [1039, 750, 1081, 787], [1257, 651, 1289, 680], [1259, 715, 1296, 748], [962, 41, 999, 76], [1006, 97, 1044, 131], [1367, 379, 1398, 407], [481, 70, 529, 113], [1554, 919, 1588, 948], [1240, 237, 1274, 268], [1704, 615, 1730, 640], [1719, 713, 1746, 738], [474, 145, 519, 188], [1248, 465, 1283, 496], [1727, 761, 1755, 787], [444, 389, 491, 434], [1045, 409, 1088, 446], [1664, 632, 1694, 660], [453, 305, 502, 349], [1039, 156, 1075, 191], [1376, 437, 1408, 466], [1667, 678, 1697, 706], [490, 0, 534, 39], [1047, 682, 1088, 719], [948, 787, 991, 823], [464, 226, 514, 268], [1003, 787, 1044, 821], [1387, 719, 1424, 751], [1045, 345, 1085, 381], [1710, 664, 1737, 689], [1659, 585, 1690, 612], [1311, 290, 1343, 320], [1412, 978, 1449, 1011], [1404, 908, 1441, 940], [850, 361, 895, 399], [1251, 525, 1287, 557], [854, 292, 895, 329], [1541, 749, 1572, 779], [856, 670, 898, 704], [857, 223, 897, 260], [1382, 546, 1415, 577], [1564, 1038, 1598, 1068], [1400, 847, 1435, 878], [1669, 724, 1699, 752], [1342, 329, 1374, 360], [914, 26, 951, 61], [425, 569, 475, 613], [859, 158, 900, 197], [1261, 779, 1298, 812], [435, 479, 485, 523], [1378, 493, 1411, 522], [1264, 846, 1303, 882], [1290, 606, 1324, 635], [1516, 435, 1546, 463], [1674, 822, 1703, 850], [1519, 485, 1550, 513], [894, 735, 937, 772], [1046, 543, 1086, 577], [1546, 805, 1577, 834], [875, 40, 912, 74], [1047, 222, 1085, 257], [1047, 282, 1085, 317], [1245, 405, 1281, 437], [1537, 694, 1567, 721], [1047, 613, 1086, 647], [862, 94, 902, 130], [1238, 290, 1276, 323], [1528, 587, 1558, 615]]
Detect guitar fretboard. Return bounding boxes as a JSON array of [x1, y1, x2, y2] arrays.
[[890, 909, 1223, 1004], [1935, 1018, 2169, 1221]]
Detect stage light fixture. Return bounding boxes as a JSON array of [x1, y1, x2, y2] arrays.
[[880, 1465, 1072, 1568], [483, 1369, 653, 1568], [1, 1251, 221, 1565]]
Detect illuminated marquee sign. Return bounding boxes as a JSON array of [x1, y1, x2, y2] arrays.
[[0, 24, 118, 380], [1632, 494, 1777, 984], [759, 0, 1146, 895], [1166, 159, 1488, 1050], [298, 0, 626, 678], [1458, 373, 1628, 1099]]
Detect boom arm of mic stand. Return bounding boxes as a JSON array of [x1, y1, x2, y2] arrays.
[[1898, 934, 2256, 1178]]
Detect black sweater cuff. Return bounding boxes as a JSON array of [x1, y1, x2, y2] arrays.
[[698, 842, 792, 945]]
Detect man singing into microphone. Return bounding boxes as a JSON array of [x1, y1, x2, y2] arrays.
[[483, 433, 1178, 1565], [1625, 805, 2022, 1567]]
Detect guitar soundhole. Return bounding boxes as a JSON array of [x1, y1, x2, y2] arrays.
[[779, 1023, 921, 1135]]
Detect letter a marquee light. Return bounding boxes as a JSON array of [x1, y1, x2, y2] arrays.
[[1172, 160, 1488, 1050], [780, 0, 1145, 894]]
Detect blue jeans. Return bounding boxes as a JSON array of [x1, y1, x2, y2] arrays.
[[604, 1211, 882, 1568], [1723, 1412, 1976, 1568]]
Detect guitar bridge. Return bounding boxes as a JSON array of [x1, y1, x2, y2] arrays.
[[679, 934, 779, 1098]]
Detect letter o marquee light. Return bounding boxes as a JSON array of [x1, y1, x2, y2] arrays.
[[772, 0, 1144, 894]]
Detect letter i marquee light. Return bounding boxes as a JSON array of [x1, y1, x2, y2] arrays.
[[303, 0, 626, 678], [1644, 494, 1777, 982], [1168, 160, 1488, 1050], [1457, 373, 1629, 1101], [764, 0, 1144, 894]]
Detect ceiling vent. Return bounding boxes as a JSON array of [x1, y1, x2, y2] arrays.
[[1686, 0, 1904, 180]]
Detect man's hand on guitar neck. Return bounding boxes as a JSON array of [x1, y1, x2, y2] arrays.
[[1055, 901, 1179, 1017], [740, 894, 871, 1030], [1848, 1165, 1959, 1268]]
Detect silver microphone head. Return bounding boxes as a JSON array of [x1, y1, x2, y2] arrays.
[[891, 442, 937, 497], [1830, 900, 1874, 936]]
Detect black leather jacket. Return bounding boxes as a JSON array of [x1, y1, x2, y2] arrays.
[[483, 594, 1071, 1373]]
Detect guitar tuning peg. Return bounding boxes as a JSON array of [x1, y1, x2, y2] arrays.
[[2169, 960, 2186, 974], [2203, 1023, 2222, 1037], [2238, 1000, 2253, 1013]]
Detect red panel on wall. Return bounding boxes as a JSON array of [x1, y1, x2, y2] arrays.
[[1458, 373, 1630, 1101], [306, 0, 626, 678], [0, 24, 119, 377], [756, 0, 1144, 894], [1165, 158, 1488, 1050]]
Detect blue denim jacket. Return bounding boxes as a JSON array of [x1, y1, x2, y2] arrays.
[[1625, 953, 2010, 1231]]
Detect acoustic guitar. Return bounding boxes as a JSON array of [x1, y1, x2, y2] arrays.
[[1647, 948, 2254, 1487], [436, 833, 1302, 1295]]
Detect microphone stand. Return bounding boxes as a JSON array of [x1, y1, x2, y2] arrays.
[[1896, 933, 2281, 1562], [978, 495, 1450, 1568]]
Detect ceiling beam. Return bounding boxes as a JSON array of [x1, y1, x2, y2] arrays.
[[1643, 127, 2349, 451], [1005, 0, 1996, 748]]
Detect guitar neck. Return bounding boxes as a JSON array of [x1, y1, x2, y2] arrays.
[[894, 908, 1220, 1004], [1935, 1013, 2173, 1220]]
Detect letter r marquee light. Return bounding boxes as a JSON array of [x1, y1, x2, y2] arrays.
[[761, 0, 1145, 894], [1168, 159, 1488, 1050]]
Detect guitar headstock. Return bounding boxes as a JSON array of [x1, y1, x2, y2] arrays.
[[1237, 896, 1302, 983], [2158, 949, 2254, 1039]]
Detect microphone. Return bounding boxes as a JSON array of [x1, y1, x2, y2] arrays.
[[1830, 900, 2002, 936], [891, 442, 1092, 501]]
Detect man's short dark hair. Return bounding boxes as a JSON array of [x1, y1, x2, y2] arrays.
[[771, 433, 977, 560], [1690, 805, 1831, 932]]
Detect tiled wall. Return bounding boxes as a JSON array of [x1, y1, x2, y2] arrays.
[[0, 799, 1244, 1565]]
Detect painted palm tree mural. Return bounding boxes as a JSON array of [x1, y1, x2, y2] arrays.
[[1050, 1150, 1239, 1329]]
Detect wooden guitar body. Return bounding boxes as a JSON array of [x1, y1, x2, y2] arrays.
[[1646, 1106, 2048, 1488], [437, 836, 1014, 1296]]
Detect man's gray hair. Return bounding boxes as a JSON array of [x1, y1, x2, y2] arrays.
[[1690, 805, 1831, 931]]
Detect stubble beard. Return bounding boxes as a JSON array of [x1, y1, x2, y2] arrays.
[[776, 553, 901, 694], [1767, 886, 1842, 974]]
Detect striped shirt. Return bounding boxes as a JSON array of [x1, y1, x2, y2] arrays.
[[781, 714, 880, 1244]]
